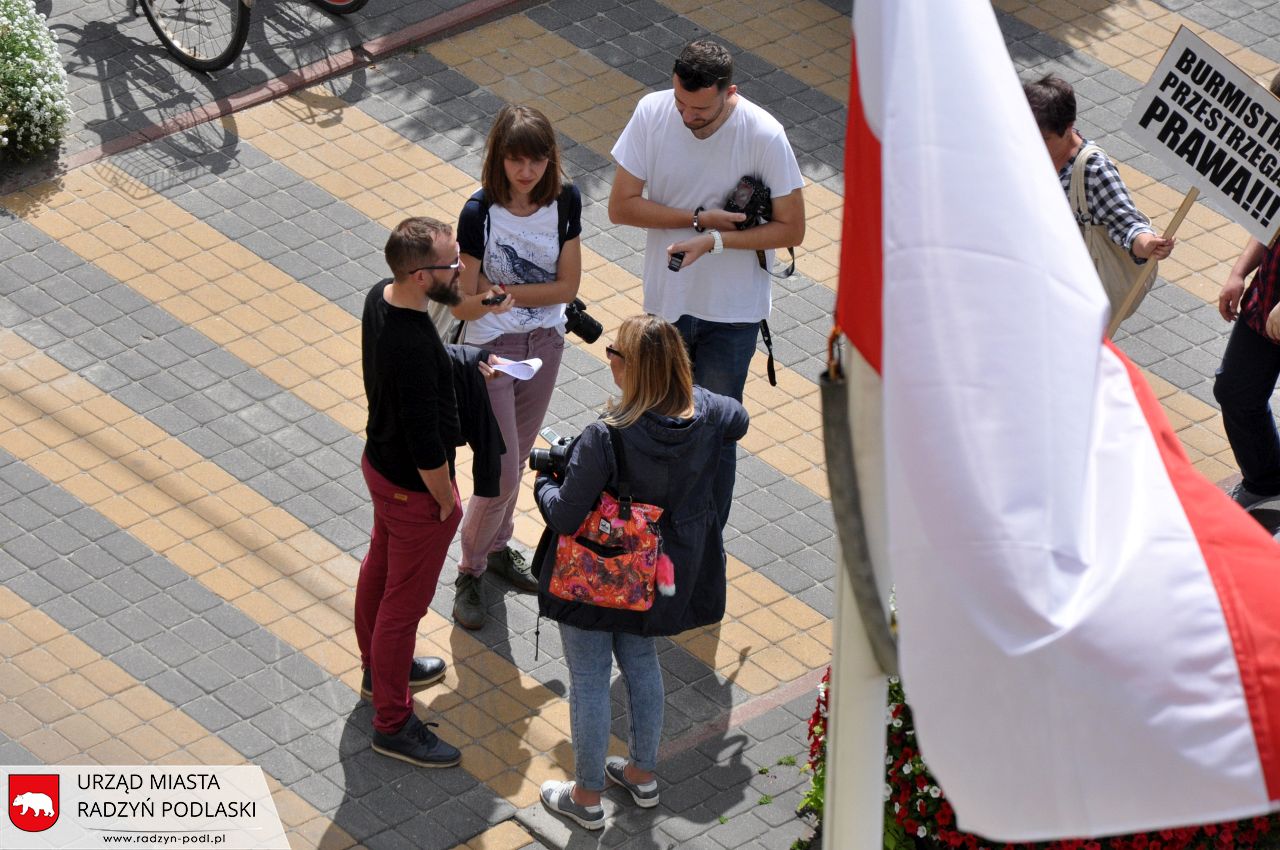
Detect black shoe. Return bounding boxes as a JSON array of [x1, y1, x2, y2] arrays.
[[371, 714, 461, 768], [487, 546, 538, 593], [453, 573, 485, 630], [360, 657, 447, 699]]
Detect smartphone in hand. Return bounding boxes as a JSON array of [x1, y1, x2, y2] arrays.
[[668, 252, 686, 272], [481, 293, 508, 306]]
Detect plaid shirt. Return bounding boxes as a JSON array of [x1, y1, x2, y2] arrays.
[[1058, 136, 1154, 259], [1241, 240, 1280, 342]]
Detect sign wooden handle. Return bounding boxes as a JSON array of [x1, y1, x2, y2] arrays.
[[1106, 186, 1199, 339]]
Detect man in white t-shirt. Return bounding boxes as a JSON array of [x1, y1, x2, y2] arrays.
[[609, 38, 805, 528]]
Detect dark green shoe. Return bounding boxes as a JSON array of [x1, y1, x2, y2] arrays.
[[452, 573, 484, 630], [487, 546, 538, 593]]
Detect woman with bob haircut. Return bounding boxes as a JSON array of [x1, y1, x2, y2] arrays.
[[532, 314, 749, 830], [450, 104, 583, 629]]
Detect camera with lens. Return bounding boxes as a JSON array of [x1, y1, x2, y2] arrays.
[[563, 298, 603, 344], [529, 427, 574, 477]]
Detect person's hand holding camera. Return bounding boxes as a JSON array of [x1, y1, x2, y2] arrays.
[[695, 207, 746, 231]]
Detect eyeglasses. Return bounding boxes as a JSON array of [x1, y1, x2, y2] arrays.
[[410, 243, 462, 273], [605, 345, 625, 361]]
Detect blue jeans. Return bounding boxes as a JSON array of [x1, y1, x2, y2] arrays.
[[673, 315, 759, 528], [1214, 320, 1280, 495], [558, 623, 663, 791]]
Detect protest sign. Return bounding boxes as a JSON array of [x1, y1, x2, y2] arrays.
[[1125, 26, 1280, 246]]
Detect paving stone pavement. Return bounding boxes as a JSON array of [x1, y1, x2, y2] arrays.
[[3, 1, 1278, 849]]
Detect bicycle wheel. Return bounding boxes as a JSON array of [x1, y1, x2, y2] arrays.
[[137, 0, 252, 72], [311, 0, 369, 13]]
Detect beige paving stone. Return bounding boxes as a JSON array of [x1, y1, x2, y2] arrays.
[[12, 610, 63, 645], [781, 631, 830, 665], [0, 703, 41, 739], [44, 629, 100, 670], [119, 726, 180, 761], [20, 728, 78, 762], [752, 646, 810, 682], [741, 607, 800, 644], [0, 662, 38, 699], [16, 684, 76, 725], [734, 660, 781, 695], [53, 714, 112, 750], [86, 739, 146, 764], [116, 686, 172, 722]]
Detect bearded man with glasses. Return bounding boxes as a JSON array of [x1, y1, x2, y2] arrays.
[[355, 217, 468, 768]]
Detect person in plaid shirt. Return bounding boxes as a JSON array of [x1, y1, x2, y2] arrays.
[[1024, 74, 1174, 267], [1214, 74, 1280, 509]]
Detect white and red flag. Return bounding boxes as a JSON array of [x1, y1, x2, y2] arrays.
[[842, 0, 1280, 841]]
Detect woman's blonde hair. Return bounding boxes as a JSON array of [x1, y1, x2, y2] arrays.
[[603, 315, 695, 429]]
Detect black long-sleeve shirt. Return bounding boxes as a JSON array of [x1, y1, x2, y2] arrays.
[[362, 281, 459, 490]]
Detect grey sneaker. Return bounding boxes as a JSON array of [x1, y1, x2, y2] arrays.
[[1228, 481, 1276, 510], [604, 756, 659, 808], [540, 780, 605, 830], [452, 573, 484, 630], [371, 714, 461, 768], [487, 546, 538, 593]]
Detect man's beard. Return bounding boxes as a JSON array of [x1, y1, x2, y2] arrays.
[[427, 272, 461, 306]]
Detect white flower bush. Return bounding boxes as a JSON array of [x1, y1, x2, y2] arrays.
[[0, 0, 71, 159]]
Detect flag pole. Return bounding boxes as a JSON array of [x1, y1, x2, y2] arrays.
[[821, 334, 895, 850], [1107, 187, 1199, 339]]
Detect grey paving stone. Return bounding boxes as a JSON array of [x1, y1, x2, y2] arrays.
[[255, 747, 312, 785]]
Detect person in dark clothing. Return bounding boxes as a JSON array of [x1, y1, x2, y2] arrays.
[[357, 216, 483, 768], [534, 315, 749, 829], [1214, 72, 1280, 509]]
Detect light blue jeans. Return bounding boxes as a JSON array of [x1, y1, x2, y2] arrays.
[[558, 623, 664, 791], [672, 315, 758, 529]]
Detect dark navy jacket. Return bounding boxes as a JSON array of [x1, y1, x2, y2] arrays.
[[534, 387, 749, 636]]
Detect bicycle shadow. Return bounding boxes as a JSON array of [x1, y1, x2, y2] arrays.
[[43, 17, 244, 195], [25, 0, 379, 192]]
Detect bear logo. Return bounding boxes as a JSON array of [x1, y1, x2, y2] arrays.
[[8, 774, 58, 832]]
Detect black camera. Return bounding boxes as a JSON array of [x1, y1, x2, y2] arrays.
[[563, 298, 602, 344], [724, 174, 772, 230], [529, 427, 574, 476]]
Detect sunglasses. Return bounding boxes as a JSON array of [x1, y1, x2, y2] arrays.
[[673, 60, 727, 90], [410, 243, 462, 273], [605, 345, 625, 361]]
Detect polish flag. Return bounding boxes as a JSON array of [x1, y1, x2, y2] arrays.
[[843, 0, 1280, 841]]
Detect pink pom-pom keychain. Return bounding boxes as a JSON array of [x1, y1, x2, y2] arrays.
[[655, 553, 675, 597]]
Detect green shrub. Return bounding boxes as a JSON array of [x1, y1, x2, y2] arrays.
[[0, 0, 71, 159]]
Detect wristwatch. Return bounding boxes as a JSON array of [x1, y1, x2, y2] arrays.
[[709, 229, 723, 255], [693, 206, 706, 233]]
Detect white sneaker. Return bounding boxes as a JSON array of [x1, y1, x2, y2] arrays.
[[540, 780, 605, 830], [604, 756, 659, 808]]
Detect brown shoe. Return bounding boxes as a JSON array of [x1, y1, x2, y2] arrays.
[[452, 573, 484, 630], [486, 546, 538, 593]]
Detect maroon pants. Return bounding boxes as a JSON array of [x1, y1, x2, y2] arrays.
[[355, 454, 462, 734]]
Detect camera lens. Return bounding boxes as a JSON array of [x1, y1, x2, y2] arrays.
[[564, 299, 603, 344]]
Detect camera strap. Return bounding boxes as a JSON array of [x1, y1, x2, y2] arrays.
[[606, 425, 634, 519], [755, 247, 796, 278], [759, 320, 777, 386]]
